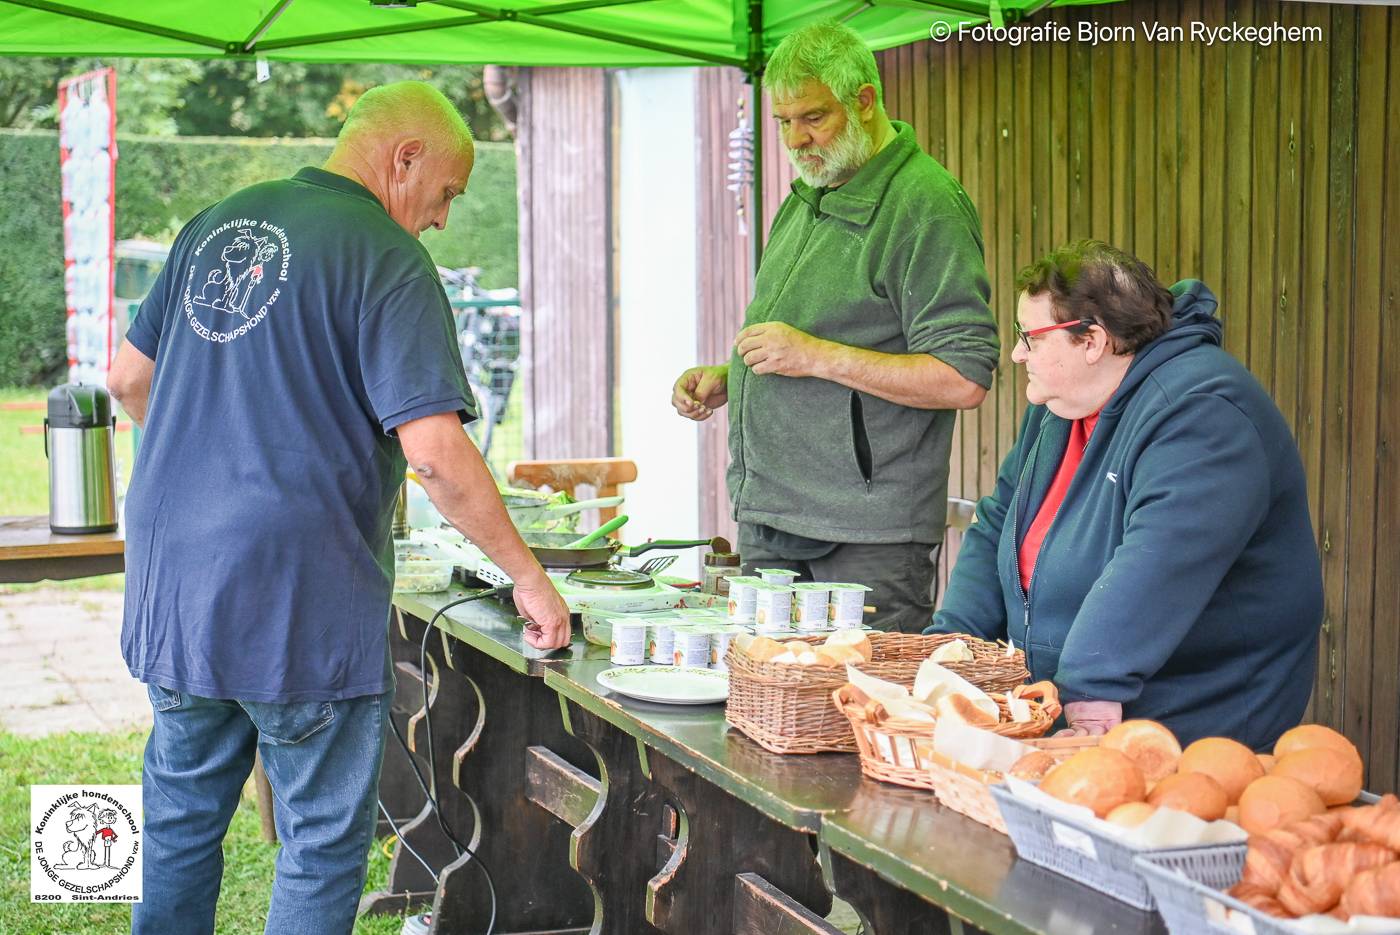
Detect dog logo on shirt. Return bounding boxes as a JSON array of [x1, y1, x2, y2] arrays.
[[182, 219, 292, 345]]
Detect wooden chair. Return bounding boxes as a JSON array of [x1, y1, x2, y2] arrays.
[[506, 458, 637, 534]]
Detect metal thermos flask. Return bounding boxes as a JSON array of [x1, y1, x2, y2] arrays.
[[44, 383, 118, 534]]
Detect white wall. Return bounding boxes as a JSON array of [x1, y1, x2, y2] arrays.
[[615, 68, 702, 577]]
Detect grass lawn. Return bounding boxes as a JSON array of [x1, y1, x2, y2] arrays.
[[0, 730, 408, 935], [0, 387, 133, 593]]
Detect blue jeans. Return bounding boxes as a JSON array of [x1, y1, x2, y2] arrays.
[[132, 683, 393, 935]]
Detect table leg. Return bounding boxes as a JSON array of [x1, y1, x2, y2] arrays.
[[645, 750, 831, 934], [561, 698, 668, 935], [362, 614, 594, 933]]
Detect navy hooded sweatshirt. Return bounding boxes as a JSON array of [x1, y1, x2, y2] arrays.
[[928, 281, 1322, 750]]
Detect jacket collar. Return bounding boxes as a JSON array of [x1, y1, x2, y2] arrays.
[[789, 121, 919, 226]]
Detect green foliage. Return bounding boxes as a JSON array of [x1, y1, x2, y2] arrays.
[[0, 58, 508, 141], [0, 129, 517, 386]]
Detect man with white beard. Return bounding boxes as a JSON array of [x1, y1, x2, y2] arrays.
[[671, 21, 999, 633]]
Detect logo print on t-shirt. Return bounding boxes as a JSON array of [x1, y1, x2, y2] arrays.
[[182, 219, 292, 344]]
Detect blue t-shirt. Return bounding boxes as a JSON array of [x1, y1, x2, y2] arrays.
[[121, 167, 474, 703]]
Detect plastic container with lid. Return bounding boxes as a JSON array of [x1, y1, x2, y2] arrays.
[[393, 543, 455, 592]]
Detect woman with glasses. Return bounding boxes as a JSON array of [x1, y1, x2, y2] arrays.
[[927, 240, 1322, 751]]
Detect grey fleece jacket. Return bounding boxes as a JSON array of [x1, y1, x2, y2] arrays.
[[726, 121, 1000, 543]]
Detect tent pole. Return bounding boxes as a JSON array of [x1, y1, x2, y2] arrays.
[[745, 0, 764, 278]]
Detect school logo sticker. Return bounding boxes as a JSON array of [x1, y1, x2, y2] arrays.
[[31, 785, 142, 903], [183, 218, 292, 344]]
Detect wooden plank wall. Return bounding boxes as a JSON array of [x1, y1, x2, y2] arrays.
[[692, 1, 1396, 785], [694, 68, 799, 542], [867, 0, 1399, 787], [515, 67, 614, 461]]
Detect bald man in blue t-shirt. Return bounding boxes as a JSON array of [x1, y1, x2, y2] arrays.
[[108, 82, 568, 935]]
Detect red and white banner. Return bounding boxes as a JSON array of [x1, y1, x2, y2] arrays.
[[58, 68, 118, 385]]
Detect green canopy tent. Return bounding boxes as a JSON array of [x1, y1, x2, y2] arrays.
[[0, 0, 1088, 258], [0, 0, 1077, 68]]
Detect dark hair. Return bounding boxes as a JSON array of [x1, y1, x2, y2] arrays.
[[1014, 240, 1173, 354]]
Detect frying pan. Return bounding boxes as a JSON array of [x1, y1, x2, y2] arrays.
[[520, 531, 730, 570]]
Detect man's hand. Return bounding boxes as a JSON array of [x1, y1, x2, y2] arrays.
[[511, 575, 572, 650], [735, 322, 829, 378], [1053, 700, 1124, 737], [671, 364, 729, 421]]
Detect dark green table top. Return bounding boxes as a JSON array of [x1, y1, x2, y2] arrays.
[[820, 784, 1166, 935], [400, 586, 1168, 934], [545, 657, 867, 833], [394, 585, 608, 676]]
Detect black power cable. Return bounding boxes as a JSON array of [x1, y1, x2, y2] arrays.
[[377, 589, 501, 935]]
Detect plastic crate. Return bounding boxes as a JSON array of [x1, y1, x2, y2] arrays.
[[989, 783, 1246, 910], [1136, 848, 1400, 935]]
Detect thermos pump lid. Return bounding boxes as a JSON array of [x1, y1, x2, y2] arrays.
[[47, 383, 112, 429]]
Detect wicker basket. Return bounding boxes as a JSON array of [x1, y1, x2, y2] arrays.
[[926, 737, 1098, 833], [832, 680, 1070, 820], [724, 632, 1029, 755]]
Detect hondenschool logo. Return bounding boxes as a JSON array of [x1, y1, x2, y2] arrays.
[[183, 218, 292, 344], [31, 784, 142, 903]]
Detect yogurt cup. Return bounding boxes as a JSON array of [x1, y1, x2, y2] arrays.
[[706, 626, 747, 672], [672, 627, 712, 668], [724, 575, 763, 622], [754, 567, 799, 586], [751, 582, 794, 632], [790, 583, 831, 630], [647, 619, 679, 665], [824, 583, 873, 629], [610, 619, 649, 665]]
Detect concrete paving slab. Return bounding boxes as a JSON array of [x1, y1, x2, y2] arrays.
[[0, 587, 149, 737]]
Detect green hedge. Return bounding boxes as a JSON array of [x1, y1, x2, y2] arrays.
[[0, 129, 517, 387]]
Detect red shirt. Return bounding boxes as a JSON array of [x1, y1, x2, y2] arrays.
[[1018, 411, 1101, 593]]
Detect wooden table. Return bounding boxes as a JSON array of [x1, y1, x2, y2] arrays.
[[363, 586, 599, 933], [379, 587, 1174, 935], [820, 784, 1165, 935], [544, 657, 854, 934], [0, 514, 124, 583]]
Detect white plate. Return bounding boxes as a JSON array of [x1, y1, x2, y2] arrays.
[[595, 666, 729, 705]]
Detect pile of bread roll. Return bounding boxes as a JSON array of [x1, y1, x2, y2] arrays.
[[1010, 719, 1400, 920], [737, 630, 873, 667], [1229, 796, 1400, 920], [1011, 721, 1369, 834]]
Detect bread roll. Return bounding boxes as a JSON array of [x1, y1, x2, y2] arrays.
[[1238, 813, 1345, 895], [1257, 753, 1276, 773], [784, 640, 813, 654], [1039, 748, 1147, 819], [795, 650, 823, 666], [1271, 747, 1364, 807], [824, 629, 874, 662], [770, 651, 799, 664], [1225, 805, 1241, 825], [1101, 720, 1182, 783], [1339, 862, 1400, 919], [1106, 801, 1158, 827], [1009, 750, 1057, 782], [934, 693, 997, 728], [1179, 736, 1266, 804], [1237, 775, 1327, 835], [1146, 771, 1229, 821], [746, 637, 787, 662], [1274, 724, 1360, 763], [808, 648, 845, 668], [1276, 842, 1397, 917], [817, 643, 866, 666]]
